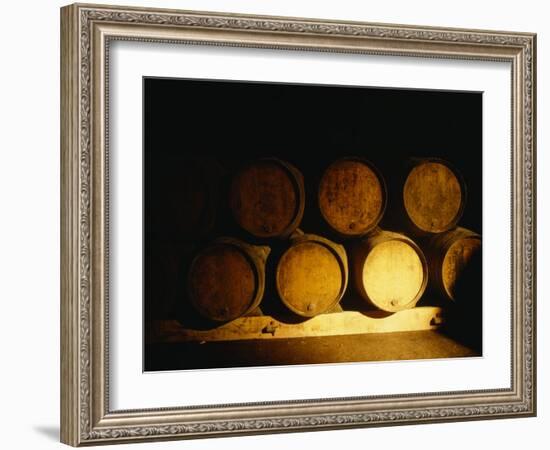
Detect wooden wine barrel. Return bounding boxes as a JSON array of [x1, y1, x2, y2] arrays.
[[229, 158, 305, 238], [318, 157, 386, 237], [402, 159, 466, 234], [352, 229, 428, 312], [188, 238, 270, 322], [425, 227, 482, 301], [276, 232, 348, 317], [148, 156, 221, 237]]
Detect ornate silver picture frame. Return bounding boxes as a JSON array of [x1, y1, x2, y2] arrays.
[[60, 2, 536, 446]]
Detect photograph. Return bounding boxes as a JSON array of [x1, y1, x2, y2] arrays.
[[144, 77, 483, 371]]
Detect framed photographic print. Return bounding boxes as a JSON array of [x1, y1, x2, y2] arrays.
[[60, 2, 536, 446]]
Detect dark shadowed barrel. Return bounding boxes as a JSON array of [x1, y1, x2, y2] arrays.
[[352, 229, 428, 312], [148, 156, 222, 237], [424, 227, 482, 301], [229, 158, 305, 238], [318, 157, 386, 237], [276, 232, 348, 317], [188, 238, 270, 322], [402, 158, 466, 234]]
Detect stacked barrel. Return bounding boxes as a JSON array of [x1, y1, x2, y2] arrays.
[[398, 159, 481, 304], [183, 156, 481, 323]]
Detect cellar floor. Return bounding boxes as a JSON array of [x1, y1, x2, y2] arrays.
[[144, 330, 479, 371]]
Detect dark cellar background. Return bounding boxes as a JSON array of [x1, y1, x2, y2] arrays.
[[144, 77, 482, 371]]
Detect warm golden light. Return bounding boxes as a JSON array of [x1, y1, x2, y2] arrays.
[[404, 161, 462, 232], [362, 240, 424, 310], [277, 242, 343, 316]]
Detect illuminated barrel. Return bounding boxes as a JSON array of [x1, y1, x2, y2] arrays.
[[276, 233, 348, 317], [318, 157, 386, 237], [425, 227, 482, 301], [352, 229, 428, 312], [229, 158, 305, 238], [402, 158, 466, 234], [188, 238, 270, 322]]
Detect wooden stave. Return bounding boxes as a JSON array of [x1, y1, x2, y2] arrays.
[[380, 157, 467, 237], [275, 232, 349, 318], [187, 237, 270, 322], [352, 228, 429, 313], [424, 227, 481, 302], [401, 157, 467, 235], [317, 157, 387, 238], [229, 158, 305, 239]]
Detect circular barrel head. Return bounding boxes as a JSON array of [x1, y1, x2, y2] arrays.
[[229, 159, 303, 238], [277, 241, 345, 317], [361, 239, 425, 312], [188, 243, 257, 322], [403, 161, 464, 233], [319, 158, 385, 236]]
